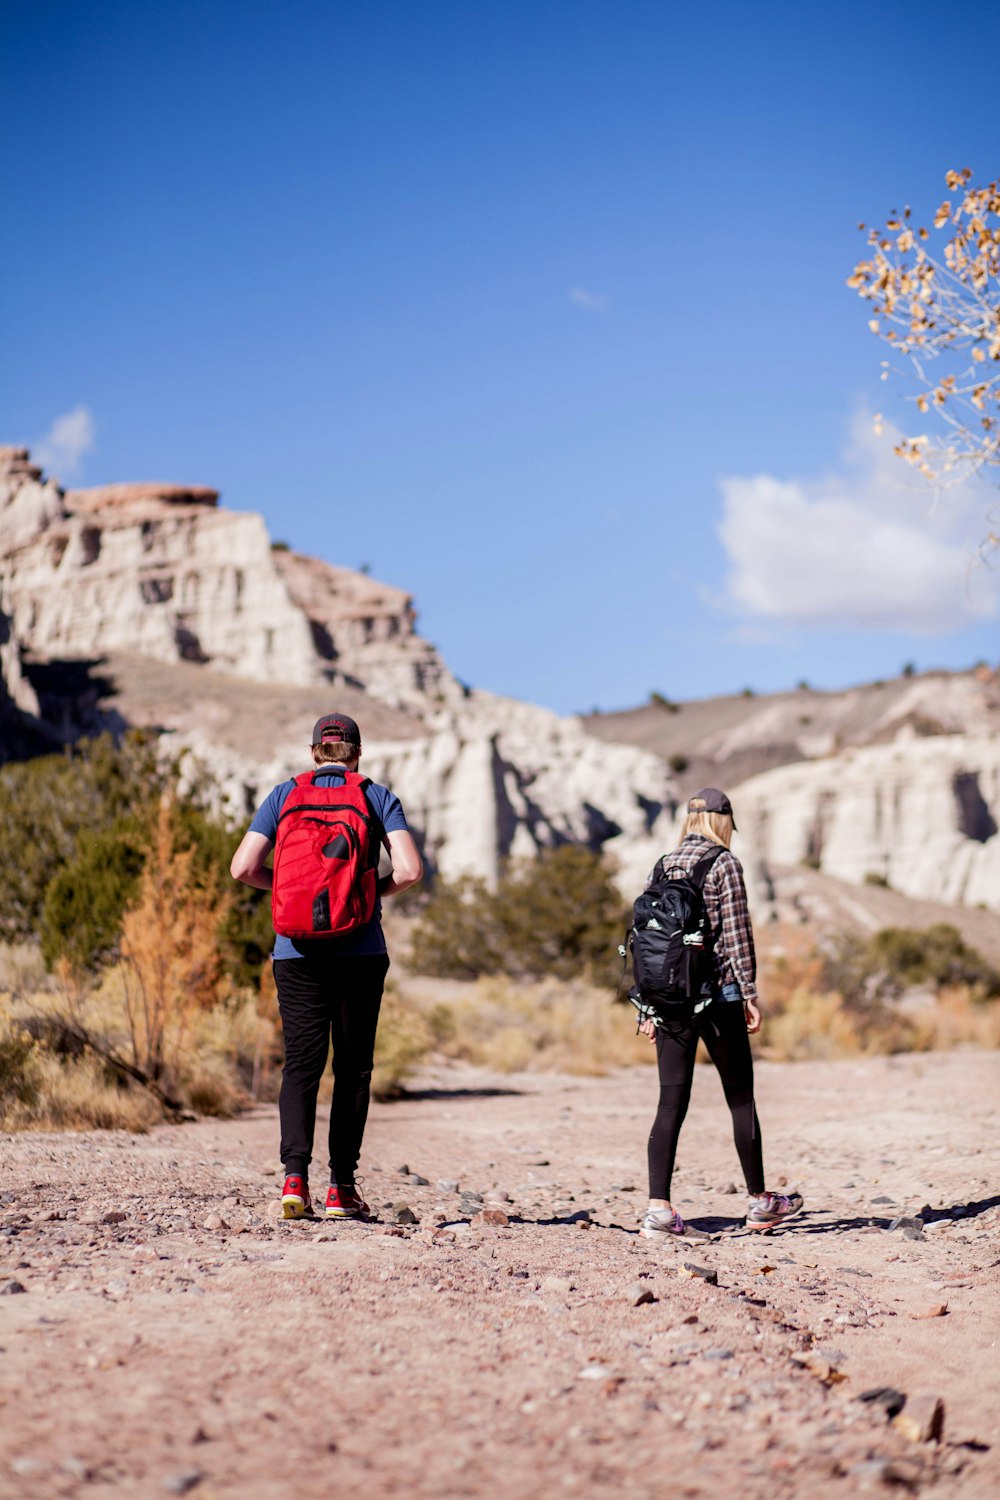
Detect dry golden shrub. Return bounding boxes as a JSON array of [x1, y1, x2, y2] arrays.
[[0, 1038, 160, 1133], [430, 976, 653, 1075], [119, 797, 230, 1085], [910, 986, 1000, 1051], [372, 987, 437, 1099]]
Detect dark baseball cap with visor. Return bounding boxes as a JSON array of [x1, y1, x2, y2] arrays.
[[311, 713, 361, 747], [688, 787, 737, 831]]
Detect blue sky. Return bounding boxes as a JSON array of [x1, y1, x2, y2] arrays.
[[2, 0, 998, 713]]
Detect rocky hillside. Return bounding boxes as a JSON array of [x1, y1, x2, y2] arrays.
[[0, 447, 677, 890], [587, 671, 1000, 913]]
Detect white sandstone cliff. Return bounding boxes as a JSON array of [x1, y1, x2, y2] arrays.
[[0, 449, 457, 709], [733, 729, 1000, 911]]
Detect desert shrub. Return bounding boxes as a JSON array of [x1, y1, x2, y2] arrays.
[[4, 737, 272, 988], [409, 846, 627, 984], [0, 1019, 39, 1111], [428, 975, 653, 1075], [0, 732, 164, 942], [372, 987, 438, 1099], [119, 798, 230, 1086], [755, 923, 1000, 1060], [865, 924, 1000, 996], [1, 1049, 161, 1132], [818, 924, 1000, 1013], [408, 876, 503, 979], [39, 819, 146, 972], [169, 802, 273, 988]]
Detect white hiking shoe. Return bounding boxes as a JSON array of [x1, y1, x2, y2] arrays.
[[640, 1208, 710, 1241], [746, 1191, 804, 1230]]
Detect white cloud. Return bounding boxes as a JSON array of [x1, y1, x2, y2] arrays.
[[568, 286, 608, 313], [35, 406, 95, 481], [718, 417, 999, 634]]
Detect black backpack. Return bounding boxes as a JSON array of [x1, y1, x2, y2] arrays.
[[620, 847, 725, 1027]]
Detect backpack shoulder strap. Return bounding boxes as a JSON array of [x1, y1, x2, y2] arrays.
[[690, 845, 727, 888]]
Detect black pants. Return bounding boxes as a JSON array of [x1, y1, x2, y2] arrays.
[[647, 1001, 765, 1201], [273, 953, 389, 1184]]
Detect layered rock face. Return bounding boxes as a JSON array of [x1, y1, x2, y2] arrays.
[[162, 687, 677, 892], [0, 449, 457, 709], [735, 731, 1000, 910]]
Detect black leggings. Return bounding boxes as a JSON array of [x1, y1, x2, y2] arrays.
[[273, 954, 389, 1184], [647, 1001, 764, 1200]]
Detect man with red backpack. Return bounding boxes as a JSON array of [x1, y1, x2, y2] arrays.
[[230, 713, 423, 1220]]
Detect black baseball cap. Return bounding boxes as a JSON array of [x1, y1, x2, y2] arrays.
[[311, 713, 361, 747], [688, 787, 737, 830]]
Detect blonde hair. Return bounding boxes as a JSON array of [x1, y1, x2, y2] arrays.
[[311, 740, 360, 766], [682, 809, 733, 848]]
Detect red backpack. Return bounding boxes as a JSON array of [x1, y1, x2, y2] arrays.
[[271, 770, 388, 939]]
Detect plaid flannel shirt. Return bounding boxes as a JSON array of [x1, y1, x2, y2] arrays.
[[645, 834, 758, 1003]]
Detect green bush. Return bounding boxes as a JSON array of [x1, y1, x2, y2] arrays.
[[0, 733, 164, 943], [868, 924, 1000, 995], [820, 923, 1000, 1009], [2, 734, 271, 987], [409, 845, 628, 984], [39, 818, 146, 971]]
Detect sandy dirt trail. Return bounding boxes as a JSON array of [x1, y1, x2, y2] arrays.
[[1, 1050, 998, 1500]]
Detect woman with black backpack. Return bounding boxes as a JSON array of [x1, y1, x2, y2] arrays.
[[635, 789, 803, 1238]]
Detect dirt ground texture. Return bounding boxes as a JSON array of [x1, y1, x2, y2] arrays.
[[1, 1050, 998, 1500]]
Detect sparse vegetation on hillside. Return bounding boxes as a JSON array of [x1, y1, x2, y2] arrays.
[[757, 924, 1000, 1060], [409, 846, 628, 985]]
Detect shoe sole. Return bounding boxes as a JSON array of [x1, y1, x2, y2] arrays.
[[325, 1208, 368, 1220], [282, 1196, 309, 1219]]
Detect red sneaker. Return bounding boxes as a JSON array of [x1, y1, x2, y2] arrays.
[[324, 1183, 370, 1220], [281, 1174, 313, 1219]]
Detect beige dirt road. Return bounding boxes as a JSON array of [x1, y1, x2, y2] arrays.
[[1, 1049, 998, 1499]]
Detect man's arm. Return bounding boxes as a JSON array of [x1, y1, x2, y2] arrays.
[[230, 831, 275, 891], [379, 829, 423, 897]]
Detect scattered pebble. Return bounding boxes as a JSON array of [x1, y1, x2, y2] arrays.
[[471, 1208, 509, 1228], [201, 1213, 227, 1232], [628, 1283, 656, 1306], [679, 1263, 718, 1286], [893, 1394, 945, 1444], [909, 1303, 948, 1320], [393, 1205, 419, 1225], [857, 1386, 907, 1418], [0, 1280, 27, 1295], [163, 1470, 204, 1494]]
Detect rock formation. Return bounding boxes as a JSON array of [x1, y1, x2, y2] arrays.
[[734, 730, 1000, 910], [0, 448, 678, 887], [0, 448, 458, 709]]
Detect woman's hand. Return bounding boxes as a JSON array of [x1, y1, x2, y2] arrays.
[[638, 1017, 658, 1044], [744, 998, 762, 1034]]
